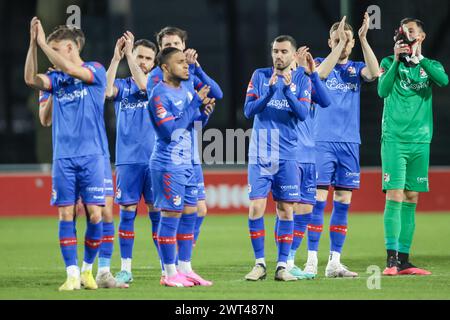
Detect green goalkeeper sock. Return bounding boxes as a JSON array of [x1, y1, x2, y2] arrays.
[[384, 200, 402, 251], [398, 202, 416, 254]]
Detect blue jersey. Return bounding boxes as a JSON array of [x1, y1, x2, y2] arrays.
[[147, 65, 223, 165], [46, 62, 107, 160], [296, 69, 332, 163], [244, 67, 312, 162], [147, 80, 203, 171], [113, 77, 155, 165], [313, 58, 366, 144]]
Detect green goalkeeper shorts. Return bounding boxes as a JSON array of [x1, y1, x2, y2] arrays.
[[381, 141, 430, 192]]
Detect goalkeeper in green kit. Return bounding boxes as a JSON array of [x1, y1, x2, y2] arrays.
[[378, 18, 448, 276]]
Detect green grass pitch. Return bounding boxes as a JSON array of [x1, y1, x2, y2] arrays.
[[1, 214, 450, 300]]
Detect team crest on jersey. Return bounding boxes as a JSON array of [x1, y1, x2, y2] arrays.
[[419, 68, 428, 78], [290, 83, 297, 93], [173, 195, 182, 206], [347, 66, 357, 77], [384, 173, 390, 183]]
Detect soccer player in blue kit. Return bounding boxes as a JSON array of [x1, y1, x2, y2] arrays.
[[148, 47, 216, 287], [148, 27, 222, 283], [105, 32, 160, 286], [148, 28, 223, 247], [244, 35, 313, 281], [304, 14, 380, 277], [273, 46, 332, 280], [35, 27, 122, 289], [25, 18, 109, 291]]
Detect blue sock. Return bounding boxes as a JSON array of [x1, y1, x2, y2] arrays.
[[194, 216, 205, 246], [249, 217, 265, 260], [308, 200, 326, 252], [277, 219, 294, 265], [158, 216, 180, 265], [149, 211, 161, 250], [84, 220, 103, 264], [118, 210, 136, 259], [98, 222, 115, 269], [177, 213, 197, 262], [330, 201, 349, 253], [289, 213, 312, 259], [59, 221, 78, 267], [274, 216, 280, 246]]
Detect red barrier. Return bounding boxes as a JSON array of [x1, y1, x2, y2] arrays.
[[0, 169, 449, 216]]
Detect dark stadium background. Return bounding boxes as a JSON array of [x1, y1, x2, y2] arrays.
[[0, 0, 449, 166]]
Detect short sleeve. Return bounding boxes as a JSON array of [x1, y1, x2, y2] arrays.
[[84, 62, 107, 86], [357, 61, 367, 79], [39, 91, 51, 106]]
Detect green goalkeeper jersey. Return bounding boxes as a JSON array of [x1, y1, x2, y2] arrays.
[[378, 55, 448, 144]]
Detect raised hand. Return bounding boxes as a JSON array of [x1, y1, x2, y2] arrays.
[[305, 52, 316, 75], [185, 48, 199, 65], [296, 46, 311, 73], [337, 16, 348, 44], [30, 17, 39, 44], [202, 97, 216, 110], [203, 101, 216, 116], [358, 12, 370, 39], [123, 31, 135, 57], [197, 85, 211, 101], [283, 71, 292, 86], [113, 37, 126, 61], [269, 71, 278, 86], [35, 19, 46, 47], [394, 40, 410, 61]]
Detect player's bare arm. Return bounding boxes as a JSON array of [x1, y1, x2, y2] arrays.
[[39, 94, 53, 127], [35, 19, 93, 84], [185, 48, 200, 67], [359, 12, 381, 82], [106, 37, 125, 99], [317, 16, 348, 79], [123, 31, 148, 91], [24, 17, 52, 91]]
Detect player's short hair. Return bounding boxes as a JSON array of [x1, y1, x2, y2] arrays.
[[47, 25, 82, 49], [157, 47, 183, 67], [400, 18, 425, 31], [133, 39, 157, 54], [72, 28, 85, 51], [271, 35, 297, 50], [329, 21, 354, 37], [156, 27, 188, 48]]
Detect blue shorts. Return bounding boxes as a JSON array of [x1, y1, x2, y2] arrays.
[[52, 154, 105, 207], [248, 159, 300, 202], [115, 164, 154, 206], [315, 142, 360, 190], [297, 163, 317, 205], [151, 167, 198, 212], [193, 164, 206, 201], [104, 157, 114, 197]]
